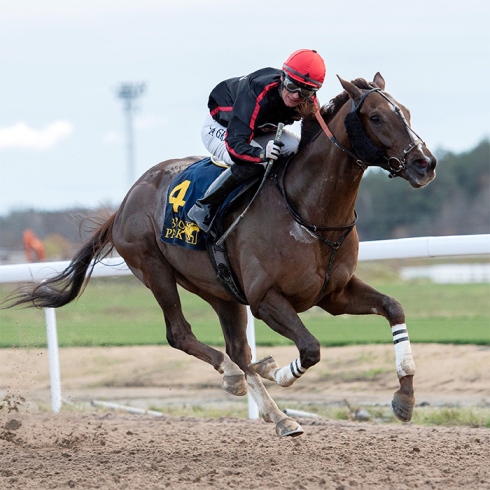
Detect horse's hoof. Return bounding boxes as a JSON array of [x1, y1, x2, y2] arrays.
[[222, 374, 247, 396], [249, 355, 278, 382], [392, 392, 414, 422], [275, 418, 304, 438]]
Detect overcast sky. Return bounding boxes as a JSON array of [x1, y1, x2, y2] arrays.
[[1, 0, 489, 216]]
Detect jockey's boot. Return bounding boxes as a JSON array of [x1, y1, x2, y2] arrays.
[[188, 167, 241, 233]]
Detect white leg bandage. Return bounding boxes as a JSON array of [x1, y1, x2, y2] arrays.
[[392, 324, 416, 378], [274, 358, 306, 387]]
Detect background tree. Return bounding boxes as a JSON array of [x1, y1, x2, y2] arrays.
[[0, 140, 488, 261]]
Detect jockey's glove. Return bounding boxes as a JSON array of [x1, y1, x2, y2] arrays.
[[264, 140, 284, 161]]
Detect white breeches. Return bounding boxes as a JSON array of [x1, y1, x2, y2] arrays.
[[201, 113, 300, 165]]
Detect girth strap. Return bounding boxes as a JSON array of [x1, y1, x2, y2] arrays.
[[207, 242, 248, 305]]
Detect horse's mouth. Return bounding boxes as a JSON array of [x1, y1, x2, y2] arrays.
[[405, 156, 437, 188]]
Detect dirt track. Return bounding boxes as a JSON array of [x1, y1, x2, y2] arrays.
[[1, 344, 489, 489]]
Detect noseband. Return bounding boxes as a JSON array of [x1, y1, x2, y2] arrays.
[[314, 88, 426, 177]]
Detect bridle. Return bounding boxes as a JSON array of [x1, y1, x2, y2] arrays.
[[314, 87, 426, 178], [273, 86, 426, 296]]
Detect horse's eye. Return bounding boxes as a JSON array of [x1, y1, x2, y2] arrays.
[[370, 114, 381, 124]]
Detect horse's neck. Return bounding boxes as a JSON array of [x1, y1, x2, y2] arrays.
[[285, 122, 363, 226]]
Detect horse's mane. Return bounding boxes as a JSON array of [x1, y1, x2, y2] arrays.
[[298, 78, 374, 150]]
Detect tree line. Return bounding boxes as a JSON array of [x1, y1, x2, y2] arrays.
[[355, 139, 489, 240], [0, 139, 488, 260]]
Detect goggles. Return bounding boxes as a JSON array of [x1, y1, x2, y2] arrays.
[[283, 75, 318, 99]]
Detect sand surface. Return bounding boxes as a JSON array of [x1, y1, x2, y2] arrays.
[[1, 344, 489, 489]]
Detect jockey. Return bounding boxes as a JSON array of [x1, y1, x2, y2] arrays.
[[188, 49, 326, 233]]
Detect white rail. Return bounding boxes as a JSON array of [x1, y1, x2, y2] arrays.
[[0, 257, 129, 284], [358, 234, 490, 260], [1, 234, 489, 414]]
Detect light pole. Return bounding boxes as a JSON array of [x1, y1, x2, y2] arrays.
[[116, 83, 146, 189]]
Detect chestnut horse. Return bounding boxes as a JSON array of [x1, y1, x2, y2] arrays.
[[6, 73, 436, 437]]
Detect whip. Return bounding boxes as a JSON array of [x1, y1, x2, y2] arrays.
[[216, 123, 284, 246]]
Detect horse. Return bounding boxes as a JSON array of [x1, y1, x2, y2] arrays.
[[4, 73, 436, 437]]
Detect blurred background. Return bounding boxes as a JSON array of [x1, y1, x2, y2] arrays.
[[0, 1, 488, 349]]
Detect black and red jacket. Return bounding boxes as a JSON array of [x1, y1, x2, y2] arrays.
[[208, 67, 302, 164]]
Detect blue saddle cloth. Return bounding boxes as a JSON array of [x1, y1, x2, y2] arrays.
[[160, 157, 228, 251]]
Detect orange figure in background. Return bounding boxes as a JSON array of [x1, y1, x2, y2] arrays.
[[23, 229, 46, 262]]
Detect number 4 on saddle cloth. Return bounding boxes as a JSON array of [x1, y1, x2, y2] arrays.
[[160, 157, 254, 251]]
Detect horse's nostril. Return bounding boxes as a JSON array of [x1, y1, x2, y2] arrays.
[[412, 156, 436, 171]]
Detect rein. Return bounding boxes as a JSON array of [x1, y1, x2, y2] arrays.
[[314, 88, 426, 177], [314, 103, 365, 166]]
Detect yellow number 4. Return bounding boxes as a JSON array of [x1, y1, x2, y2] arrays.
[[169, 180, 191, 212]]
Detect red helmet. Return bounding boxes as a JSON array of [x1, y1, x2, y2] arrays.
[[282, 49, 326, 89]]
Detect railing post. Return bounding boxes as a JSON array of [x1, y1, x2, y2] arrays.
[[0, 235, 488, 415], [246, 306, 259, 419], [44, 307, 62, 413]]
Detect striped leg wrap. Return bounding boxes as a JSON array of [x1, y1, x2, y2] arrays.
[[274, 358, 306, 387], [391, 324, 416, 377]]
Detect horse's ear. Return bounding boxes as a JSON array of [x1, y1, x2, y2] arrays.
[[337, 75, 362, 102], [373, 72, 385, 90]]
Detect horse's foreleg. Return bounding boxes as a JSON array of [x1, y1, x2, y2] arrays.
[[250, 355, 307, 387], [208, 297, 252, 396], [317, 274, 415, 422], [247, 373, 303, 437], [212, 297, 302, 437], [250, 289, 320, 387]]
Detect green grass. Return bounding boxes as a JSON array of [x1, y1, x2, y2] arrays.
[[0, 262, 489, 348], [102, 401, 490, 429], [412, 406, 490, 428], [22, 397, 489, 429]]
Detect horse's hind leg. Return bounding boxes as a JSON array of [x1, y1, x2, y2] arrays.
[[317, 274, 415, 422], [136, 257, 246, 392], [211, 298, 303, 437]]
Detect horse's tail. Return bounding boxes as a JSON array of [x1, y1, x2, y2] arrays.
[[3, 213, 117, 310]]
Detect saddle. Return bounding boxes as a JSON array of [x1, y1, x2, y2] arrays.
[[160, 156, 259, 304]]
